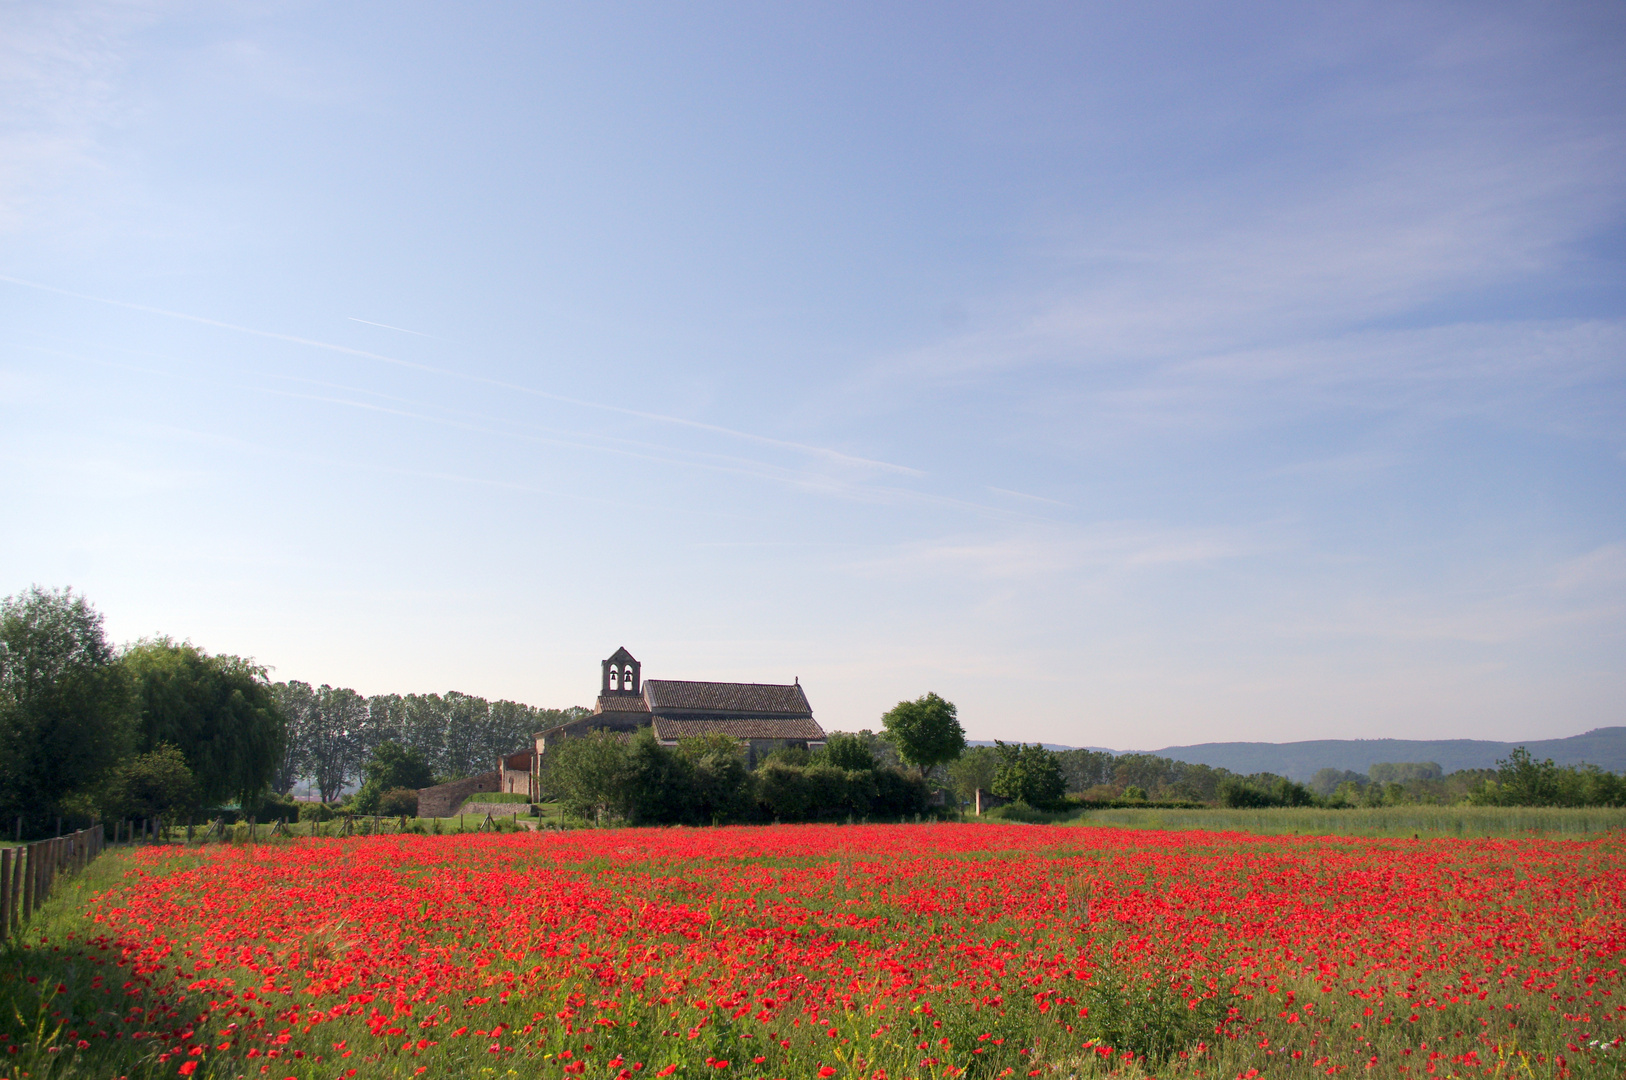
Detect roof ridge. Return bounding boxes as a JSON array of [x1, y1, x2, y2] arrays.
[[644, 677, 798, 687]]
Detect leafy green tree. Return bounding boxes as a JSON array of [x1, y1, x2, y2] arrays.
[[353, 741, 435, 812], [1309, 767, 1368, 798], [97, 744, 201, 821], [801, 764, 857, 819], [676, 733, 755, 824], [309, 685, 368, 803], [1055, 748, 1116, 792], [1369, 762, 1443, 785], [819, 732, 877, 772], [122, 638, 285, 807], [619, 728, 695, 824], [880, 692, 966, 778], [1492, 748, 1563, 806], [364, 740, 436, 791], [991, 741, 1068, 808], [546, 729, 629, 822], [0, 586, 136, 818], [946, 745, 998, 805], [270, 681, 315, 794], [1219, 773, 1317, 808]]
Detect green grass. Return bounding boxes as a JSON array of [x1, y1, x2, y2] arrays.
[[458, 791, 533, 804], [1055, 803, 1626, 837]]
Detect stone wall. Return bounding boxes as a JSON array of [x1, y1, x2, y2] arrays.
[[417, 770, 500, 818]]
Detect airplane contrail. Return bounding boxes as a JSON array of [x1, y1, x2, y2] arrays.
[[348, 316, 434, 337], [0, 273, 922, 476]]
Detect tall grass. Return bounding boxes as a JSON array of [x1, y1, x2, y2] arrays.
[[1060, 803, 1626, 837]]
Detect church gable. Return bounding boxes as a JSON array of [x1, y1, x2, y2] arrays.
[[601, 646, 642, 697]]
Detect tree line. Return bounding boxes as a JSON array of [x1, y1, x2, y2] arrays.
[[271, 681, 587, 802], [0, 587, 588, 833], [0, 587, 284, 834], [940, 743, 1626, 811]]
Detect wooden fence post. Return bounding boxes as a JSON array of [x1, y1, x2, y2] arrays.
[[6, 847, 17, 933], [1, 847, 11, 942]]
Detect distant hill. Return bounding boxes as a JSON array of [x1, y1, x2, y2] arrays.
[[1110, 727, 1626, 781]]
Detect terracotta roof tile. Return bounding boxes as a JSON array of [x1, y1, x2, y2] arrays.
[[643, 680, 811, 715], [596, 695, 651, 713], [652, 716, 826, 741]]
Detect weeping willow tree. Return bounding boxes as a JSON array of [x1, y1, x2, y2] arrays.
[[121, 637, 286, 808]]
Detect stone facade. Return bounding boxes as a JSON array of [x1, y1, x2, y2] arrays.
[[499, 751, 532, 797]]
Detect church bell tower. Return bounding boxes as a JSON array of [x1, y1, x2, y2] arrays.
[[601, 647, 641, 696]]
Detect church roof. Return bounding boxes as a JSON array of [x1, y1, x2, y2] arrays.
[[643, 679, 812, 716], [652, 716, 826, 741], [595, 694, 651, 713]]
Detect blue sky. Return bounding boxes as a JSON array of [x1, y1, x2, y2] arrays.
[[3, 1, 1623, 748]]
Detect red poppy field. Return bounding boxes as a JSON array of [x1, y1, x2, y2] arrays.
[[2, 823, 1624, 1080]]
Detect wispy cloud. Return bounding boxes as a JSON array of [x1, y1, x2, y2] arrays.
[[857, 33, 1624, 447], [0, 1, 162, 235], [845, 521, 1272, 583], [0, 273, 923, 476]]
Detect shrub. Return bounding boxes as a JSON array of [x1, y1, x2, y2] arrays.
[[297, 802, 337, 822], [249, 791, 299, 821], [621, 728, 697, 825], [756, 761, 813, 821], [802, 764, 855, 819], [986, 801, 1081, 824], [675, 733, 755, 824], [1219, 775, 1317, 808], [819, 732, 877, 772], [352, 742, 435, 813], [758, 745, 811, 769], [871, 767, 930, 819], [98, 744, 201, 821], [377, 787, 419, 817]]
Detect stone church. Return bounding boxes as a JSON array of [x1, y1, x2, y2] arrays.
[[528, 647, 826, 783]]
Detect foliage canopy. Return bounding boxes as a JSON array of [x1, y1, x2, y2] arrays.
[[0, 586, 135, 817], [880, 691, 965, 777], [122, 637, 285, 807]]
